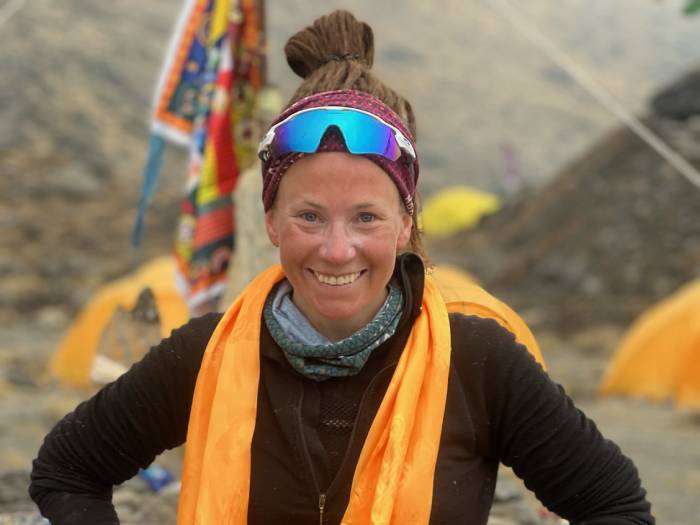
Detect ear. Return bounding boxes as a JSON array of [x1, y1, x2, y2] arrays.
[[397, 212, 412, 250], [265, 209, 280, 247]]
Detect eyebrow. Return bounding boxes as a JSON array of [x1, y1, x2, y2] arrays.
[[297, 200, 378, 210], [299, 200, 324, 209]]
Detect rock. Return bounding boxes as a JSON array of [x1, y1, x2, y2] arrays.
[[0, 471, 36, 514], [0, 275, 45, 308], [652, 69, 700, 120], [221, 162, 280, 306], [4, 363, 36, 389], [490, 470, 554, 525], [36, 163, 105, 199], [112, 476, 179, 525], [494, 475, 522, 503], [0, 512, 48, 525], [33, 307, 70, 329]]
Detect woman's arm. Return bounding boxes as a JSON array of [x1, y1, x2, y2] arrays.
[[452, 314, 654, 525], [29, 313, 221, 525]]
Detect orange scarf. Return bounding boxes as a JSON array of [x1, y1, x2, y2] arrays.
[[177, 264, 452, 524]]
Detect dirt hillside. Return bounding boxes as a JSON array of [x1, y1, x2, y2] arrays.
[[429, 111, 700, 333]]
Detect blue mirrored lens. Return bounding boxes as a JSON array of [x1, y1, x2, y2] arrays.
[[271, 109, 402, 160]]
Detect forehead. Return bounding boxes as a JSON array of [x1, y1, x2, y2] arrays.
[[278, 152, 401, 204]]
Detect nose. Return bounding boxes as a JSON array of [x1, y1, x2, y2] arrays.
[[318, 223, 356, 264]]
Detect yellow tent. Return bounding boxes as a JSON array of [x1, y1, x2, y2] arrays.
[[429, 264, 545, 368], [420, 186, 501, 238], [51, 256, 189, 387], [599, 280, 700, 410]]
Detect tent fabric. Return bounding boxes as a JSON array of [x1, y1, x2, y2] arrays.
[[51, 256, 189, 387], [599, 279, 700, 409], [420, 186, 501, 238], [429, 264, 545, 368]]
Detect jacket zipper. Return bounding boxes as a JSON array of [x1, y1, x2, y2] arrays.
[[322, 363, 397, 498], [297, 386, 327, 524], [299, 365, 396, 524], [318, 493, 326, 525]]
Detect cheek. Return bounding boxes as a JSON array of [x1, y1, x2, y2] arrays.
[[361, 229, 404, 258], [277, 226, 314, 259]]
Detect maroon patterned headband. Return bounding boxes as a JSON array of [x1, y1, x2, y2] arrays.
[[260, 90, 420, 214]]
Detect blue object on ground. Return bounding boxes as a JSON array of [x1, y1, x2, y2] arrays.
[[138, 463, 175, 492]]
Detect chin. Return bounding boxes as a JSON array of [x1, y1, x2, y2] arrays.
[[314, 302, 363, 322]]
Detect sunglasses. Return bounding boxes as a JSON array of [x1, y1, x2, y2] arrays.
[[257, 106, 416, 164]]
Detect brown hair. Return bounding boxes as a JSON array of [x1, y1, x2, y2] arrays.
[[283, 9, 427, 262]]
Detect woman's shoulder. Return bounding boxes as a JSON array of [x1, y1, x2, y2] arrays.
[[448, 312, 524, 359], [174, 312, 223, 340], [140, 312, 224, 371], [447, 312, 545, 386]]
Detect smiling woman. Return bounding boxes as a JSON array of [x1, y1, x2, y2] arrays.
[[30, 9, 655, 525], [265, 152, 412, 340]]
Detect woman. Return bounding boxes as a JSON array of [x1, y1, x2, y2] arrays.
[[30, 10, 654, 525]]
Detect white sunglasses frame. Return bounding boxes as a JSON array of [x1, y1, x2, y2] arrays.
[[257, 105, 416, 163]]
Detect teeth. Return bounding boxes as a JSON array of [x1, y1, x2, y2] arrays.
[[314, 271, 362, 286]]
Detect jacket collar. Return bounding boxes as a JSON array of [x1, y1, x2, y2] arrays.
[[394, 251, 425, 328]]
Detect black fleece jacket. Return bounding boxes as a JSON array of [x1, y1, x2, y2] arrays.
[[30, 254, 654, 524]]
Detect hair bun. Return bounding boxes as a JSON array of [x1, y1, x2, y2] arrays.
[[284, 10, 374, 79]]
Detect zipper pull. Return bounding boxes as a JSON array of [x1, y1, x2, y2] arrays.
[[318, 493, 326, 525]]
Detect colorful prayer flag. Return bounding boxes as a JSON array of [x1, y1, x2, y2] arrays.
[[134, 0, 265, 313]]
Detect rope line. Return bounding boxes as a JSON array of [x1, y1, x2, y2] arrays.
[[485, 0, 700, 188]]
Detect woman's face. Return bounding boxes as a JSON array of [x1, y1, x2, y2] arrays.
[[265, 152, 412, 340]]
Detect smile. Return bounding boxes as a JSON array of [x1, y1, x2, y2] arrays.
[[312, 270, 363, 286]]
